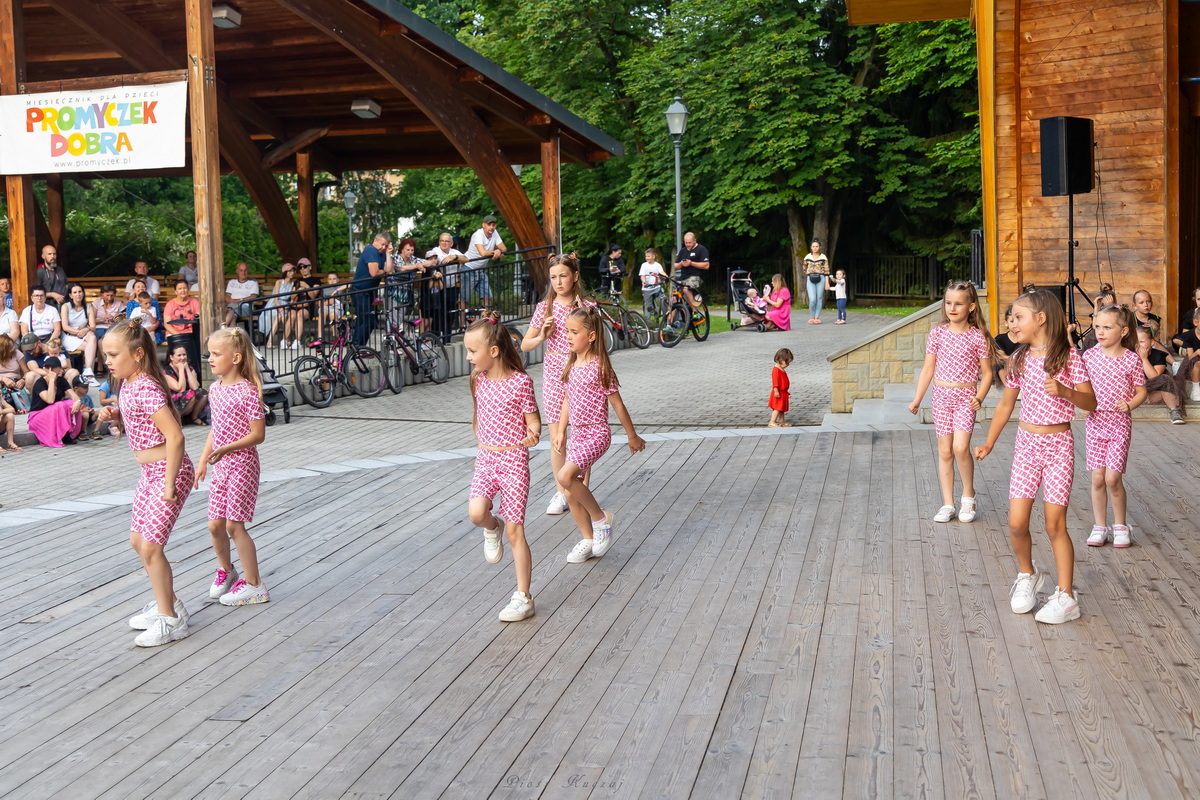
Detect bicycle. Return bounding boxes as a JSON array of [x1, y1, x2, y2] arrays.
[[291, 314, 387, 408], [378, 308, 451, 393], [658, 275, 710, 348], [588, 287, 652, 352]]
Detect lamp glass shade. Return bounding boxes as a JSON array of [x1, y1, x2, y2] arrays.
[[665, 97, 689, 137], [343, 189, 356, 211]]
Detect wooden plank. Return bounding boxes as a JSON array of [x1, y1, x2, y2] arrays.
[[296, 150, 317, 267], [541, 134, 561, 255], [18, 68, 187, 93]]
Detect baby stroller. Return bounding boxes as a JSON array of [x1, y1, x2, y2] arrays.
[[728, 269, 769, 332], [251, 346, 291, 425]]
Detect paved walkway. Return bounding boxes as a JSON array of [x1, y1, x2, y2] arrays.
[[1, 309, 888, 515]]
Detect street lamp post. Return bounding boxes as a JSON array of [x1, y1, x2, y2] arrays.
[[664, 96, 690, 263], [343, 188, 357, 269]]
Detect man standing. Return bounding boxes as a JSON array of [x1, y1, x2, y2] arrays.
[[36, 246, 68, 307], [425, 233, 467, 339], [223, 262, 260, 327], [124, 260, 161, 299], [353, 232, 394, 346], [671, 232, 710, 318], [463, 215, 506, 328]]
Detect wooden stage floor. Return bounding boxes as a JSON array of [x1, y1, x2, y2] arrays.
[[2, 424, 1200, 798]]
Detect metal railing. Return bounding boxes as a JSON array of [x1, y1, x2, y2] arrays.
[[845, 254, 971, 300]]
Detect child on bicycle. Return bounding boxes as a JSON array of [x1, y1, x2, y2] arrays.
[[639, 249, 667, 315]]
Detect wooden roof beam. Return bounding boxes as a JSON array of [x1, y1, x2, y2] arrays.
[[277, 0, 548, 253], [261, 126, 330, 169], [228, 76, 394, 99]]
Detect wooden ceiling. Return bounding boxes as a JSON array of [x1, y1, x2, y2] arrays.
[[844, 0, 971, 25], [16, 0, 623, 175]]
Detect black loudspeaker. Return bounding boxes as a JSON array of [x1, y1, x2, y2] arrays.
[[1030, 285, 1066, 308], [1040, 116, 1094, 196]]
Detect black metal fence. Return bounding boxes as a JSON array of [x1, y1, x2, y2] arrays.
[[844, 254, 971, 300]]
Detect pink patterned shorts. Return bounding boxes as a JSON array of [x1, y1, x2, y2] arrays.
[[1085, 412, 1131, 473], [931, 385, 977, 438], [132, 455, 195, 545], [542, 351, 570, 424], [469, 447, 530, 525], [1009, 428, 1074, 507], [208, 452, 261, 522], [566, 423, 611, 474]]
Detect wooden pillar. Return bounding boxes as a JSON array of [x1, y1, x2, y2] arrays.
[[976, 0, 1000, 330], [46, 174, 65, 267], [296, 150, 317, 268], [0, 0, 35, 304], [185, 0, 225, 343], [540, 134, 561, 251]]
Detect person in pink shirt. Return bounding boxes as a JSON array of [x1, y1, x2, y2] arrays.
[[163, 279, 200, 337], [1081, 305, 1146, 549], [552, 306, 645, 565], [195, 327, 269, 607], [975, 290, 1096, 625], [465, 313, 542, 622]]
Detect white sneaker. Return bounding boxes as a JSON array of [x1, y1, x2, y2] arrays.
[[1009, 563, 1046, 614], [1086, 525, 1111, 547], [219, 579, 270, 606], [129, 598, 189, 630], [1191, 381, 1200, 403], [210, 567, 238, 599], [1112, 524, 1132, 548], [483, 525, 503, 564], [567, 539, 596, 563], [1035, 587, 1080, 624], [498, 591, 534, 622], [291, 340, 300, 350], [591, 510, 613, 556], [933, 504, 956, 523], [134, 614, 190, 647], [958, 496, 977, 523], [546, 491, 569, 515]]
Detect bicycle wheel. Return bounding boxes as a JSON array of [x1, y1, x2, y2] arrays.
[[416, 332, 450, 383], [506, 324, 530, 366], [293, 355, 336, 408], [623, 309, 652, 349], [345, 346, 387, 397], [691, 300, 711, 342], [381, 341, 404, 395], [603, 319, 616, 354], [659, 303, 689, 348]]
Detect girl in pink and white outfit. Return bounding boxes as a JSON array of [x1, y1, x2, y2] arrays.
[[465, 313, 542, 622], [195, 327, 269, 607], [909, 281, 995, 523], [521, 254, 594, 516], [98, 319, 195, 648], [976, 290, 1095, 625], [552, 306, 645, 564], [1081, 305, 1147, 548]]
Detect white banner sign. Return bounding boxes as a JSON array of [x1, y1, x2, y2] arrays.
[[0, 80, 187, 175]]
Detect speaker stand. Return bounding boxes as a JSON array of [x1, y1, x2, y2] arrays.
[[1063, 193, 1094, 337]]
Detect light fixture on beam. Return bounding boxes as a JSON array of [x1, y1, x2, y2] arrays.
[[212, 3, 242, 29], [511, 164, 523, 177], [351, 97, 382, 119]]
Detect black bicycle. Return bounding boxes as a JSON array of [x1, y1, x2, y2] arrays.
[[658, 275, 710, 347]]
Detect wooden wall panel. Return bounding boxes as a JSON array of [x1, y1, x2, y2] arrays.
[[994, 0, 1171, 330]]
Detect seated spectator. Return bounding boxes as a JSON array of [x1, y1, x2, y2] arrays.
[[0, 389, 19, 452], [0, 333, 31, 413], [91, 282, 124, 342], [26, 356, 86, 447], [163, 344, 208, 425], [180, 250, 199, 289], [224, 261, 260, 327], [763, 274, 792, 331], [19, 333, 49, 382], [0, 276, 12, 310], [124, 279, 164, 344], [44, 338, 82, 384], [1136, 326, 1185, 424], [1132, 289, 1162, 341], [19, 286, 61, 349], [69, 374, 102, 439], [60, 283, 99, 386], [98, 377, 120, 438], [320, 272, 345, 339], [0, 302, 17, 340], [128, 292, 161, 340], [124, 259, 161, 299], [290, 261, 320, 349], [163, 278, 200, 337], [1173, 308, 1200, 395], [260, 263, 296, 349]]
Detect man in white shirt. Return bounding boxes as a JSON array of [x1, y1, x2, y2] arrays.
[[224, 262, 261, 326], [425, 233, 468, 336], [1, 305, 18, 340], [124, 260, 161, 299], [462, 215, 506, 328]]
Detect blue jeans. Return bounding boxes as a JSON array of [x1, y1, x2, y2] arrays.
[[836, 298, 847, 321], [352, 285, 374, 346], [806, 274, 825, 319]]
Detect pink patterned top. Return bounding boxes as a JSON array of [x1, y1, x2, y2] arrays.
[[474, 370, 538, 448], [1006, 348, 1090, 425], [209, 379, 264, 460], [118, 375, 169, 451], [533, 297, 596, 354], [1082, 347, 1145, 413], [565, 358, 618, 426], [926, 325, 990, 383]]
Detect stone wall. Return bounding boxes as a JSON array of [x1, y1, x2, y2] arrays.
[[827, 302, 943, 413]]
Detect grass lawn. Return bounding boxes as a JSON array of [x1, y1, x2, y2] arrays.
[[853, 305, 929, 318]]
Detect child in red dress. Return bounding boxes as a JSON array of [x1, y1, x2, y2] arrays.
[[768, 348, 793, 427]]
